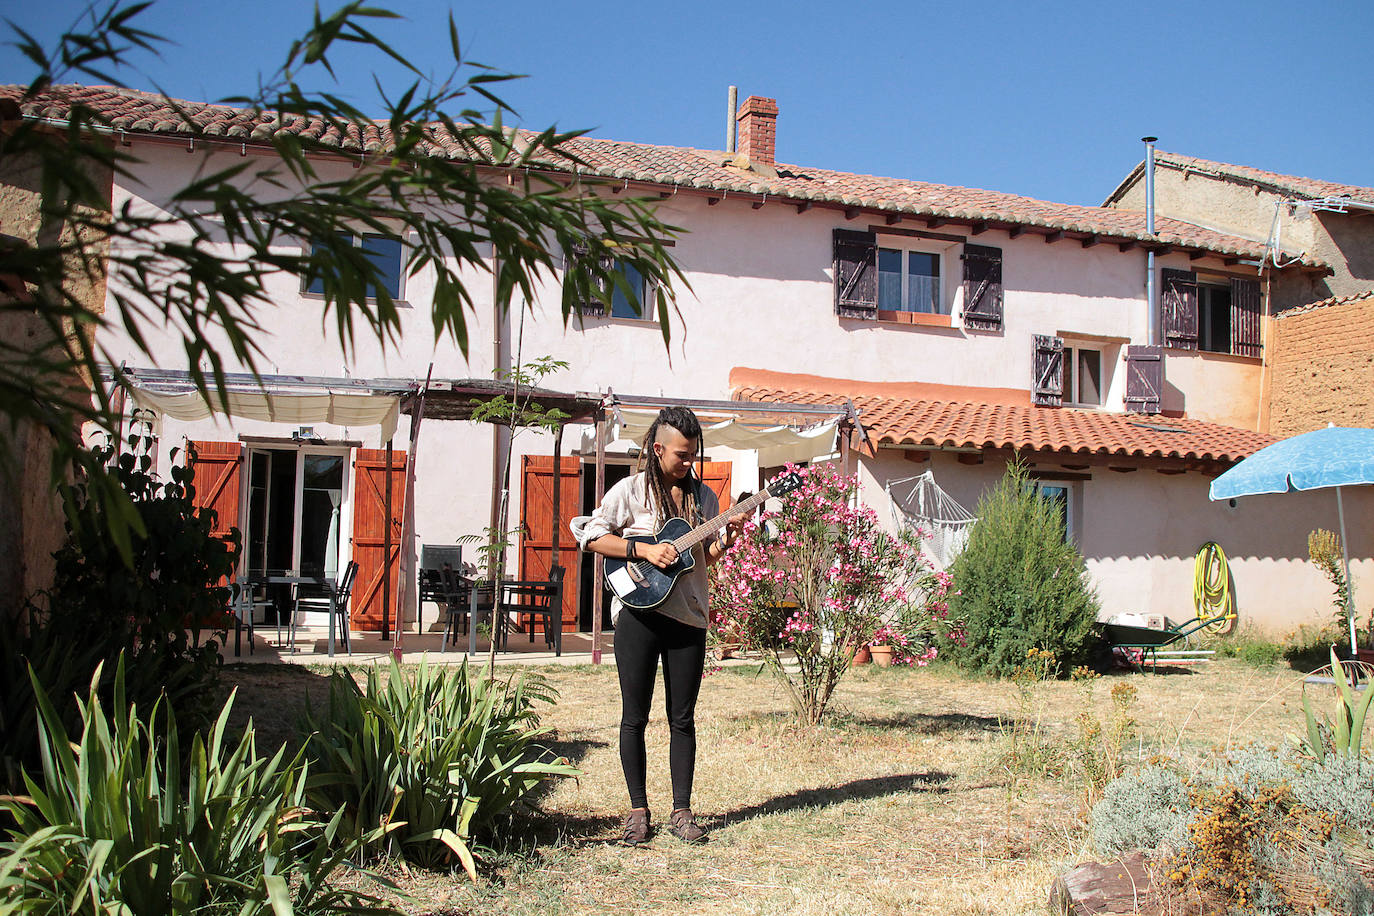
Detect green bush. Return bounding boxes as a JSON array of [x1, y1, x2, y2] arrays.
[[939, 461, 1102, 677], [300, 659, 579, 876], [0, 659, 396, 915], [2, 441, 238, 792]]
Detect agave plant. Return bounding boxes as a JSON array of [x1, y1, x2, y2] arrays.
[[301, 658, 578, 877], [0, 657, 397, 915], [1301, 647, 1374, 763]]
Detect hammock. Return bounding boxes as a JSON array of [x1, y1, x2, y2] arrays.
[[886, 470, 978, 569]]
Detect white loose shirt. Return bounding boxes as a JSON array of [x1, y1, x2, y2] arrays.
[[577, 472, 718, 629]]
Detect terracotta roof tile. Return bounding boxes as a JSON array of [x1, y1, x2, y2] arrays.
[[730, 368, 1275, 464], [1275, 288, 1374, 319], [1107, 151, 1374, 206], [2, 83, 1324, 269]]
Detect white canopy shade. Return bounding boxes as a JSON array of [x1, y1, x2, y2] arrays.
[[587, 408, 839, 466], [126, 384, 401, 441]]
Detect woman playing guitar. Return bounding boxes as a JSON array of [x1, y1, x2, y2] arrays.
[[578, 406, 744, 846]]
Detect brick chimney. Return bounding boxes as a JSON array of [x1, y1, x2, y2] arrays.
[[735, 96, 778, 166]]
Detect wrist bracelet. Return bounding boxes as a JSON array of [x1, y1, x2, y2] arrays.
[[626, 541, 637, 560]]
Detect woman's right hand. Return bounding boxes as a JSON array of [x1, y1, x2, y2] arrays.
[[637, 541, 679, 569]]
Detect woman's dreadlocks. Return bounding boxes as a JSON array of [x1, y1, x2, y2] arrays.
[[639, 406, 705, 525]]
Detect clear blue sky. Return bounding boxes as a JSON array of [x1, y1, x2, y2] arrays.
[[4, 0, 1372, 206]]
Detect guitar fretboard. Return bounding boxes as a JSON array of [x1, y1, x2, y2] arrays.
[[670, 486, 776, 553]]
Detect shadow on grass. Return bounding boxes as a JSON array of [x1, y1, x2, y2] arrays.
[[720, 770, 954, 826], [837, 710, 1002, 735]]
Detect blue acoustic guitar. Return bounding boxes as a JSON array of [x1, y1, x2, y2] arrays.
[[603, 472, 803, 610]]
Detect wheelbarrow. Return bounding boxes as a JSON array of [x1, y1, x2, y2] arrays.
[[1104, 613, 1234, 672]]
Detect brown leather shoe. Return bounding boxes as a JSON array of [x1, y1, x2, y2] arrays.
[[621, 807, 651, 846], [669, 808, 707, 843]]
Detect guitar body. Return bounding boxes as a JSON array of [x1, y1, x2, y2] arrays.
[[602, 517, 697, 610]]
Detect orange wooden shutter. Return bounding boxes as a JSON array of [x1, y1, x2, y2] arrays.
[[188, 441, 243, 572], [518, 455, 582, 626], [350, 448, 407, 632], [699, 461, 733, 510]]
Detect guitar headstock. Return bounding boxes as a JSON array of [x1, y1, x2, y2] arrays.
[[764, 471, 804, 499]]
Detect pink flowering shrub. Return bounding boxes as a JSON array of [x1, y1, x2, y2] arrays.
[[709, 463, 960, 725]]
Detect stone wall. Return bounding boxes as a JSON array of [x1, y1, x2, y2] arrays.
[[0, 128, 112, 619], [1265, 293, 1374, 437]]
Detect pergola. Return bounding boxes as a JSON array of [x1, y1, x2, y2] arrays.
[[108, 366, 854, 661]]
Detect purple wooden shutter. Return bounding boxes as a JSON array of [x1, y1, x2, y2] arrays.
[[833, 229, 877, 318], [1125, 345, 1164, 415], [1032, 334, 1064, 407], [564, 241, 607, 316], [962, 244, 1003, 331], [1161, 268, 1198, 350], [1230, 277, 1262, 358]]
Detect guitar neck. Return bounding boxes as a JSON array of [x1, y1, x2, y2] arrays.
[[671, 486, 775, 552]]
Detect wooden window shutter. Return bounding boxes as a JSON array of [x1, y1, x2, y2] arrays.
[[1124, 345, 1164, 414], [1230, 277, 1262, 358], [563, 241, 608, 316], [1161, 268, 1198, 350], [833, 229, 878, 319], [1032, 335, 1064, 406], [962, 244, 1004, 331]]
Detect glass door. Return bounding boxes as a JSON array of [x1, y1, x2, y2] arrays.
[[243, 446, 351, 611]]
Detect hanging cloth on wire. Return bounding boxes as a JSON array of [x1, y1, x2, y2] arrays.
[[886, 470, 978, 569]]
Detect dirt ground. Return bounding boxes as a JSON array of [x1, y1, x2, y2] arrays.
[[220, 657, 1309, 915]]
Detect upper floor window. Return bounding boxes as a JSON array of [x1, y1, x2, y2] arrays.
[[1063, 346, 1103, 408], [1197, 283, 1232, 354], [877, 247, 943, 314], [305, 231, 405, 300], [1161, 268, 1261, 357], [609, 259, 654, 320]]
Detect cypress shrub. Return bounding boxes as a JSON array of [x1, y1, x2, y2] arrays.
[[940, 461, 1102, 677]]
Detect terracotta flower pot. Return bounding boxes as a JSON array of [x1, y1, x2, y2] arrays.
[[852, 645, 871, 665], [869, 644, 895, 667]]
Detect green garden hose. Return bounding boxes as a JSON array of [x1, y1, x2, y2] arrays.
[[1194, 541, 1236, 633]]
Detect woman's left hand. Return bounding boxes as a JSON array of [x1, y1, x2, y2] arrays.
[[720, 515, 746, 550]]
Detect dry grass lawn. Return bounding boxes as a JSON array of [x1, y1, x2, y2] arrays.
[[221, 657, 1312, 915]]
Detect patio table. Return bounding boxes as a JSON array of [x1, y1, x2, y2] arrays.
[[248, 571, 341, 658]]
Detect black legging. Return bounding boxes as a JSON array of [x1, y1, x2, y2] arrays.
[[614, 607, 707, 811]]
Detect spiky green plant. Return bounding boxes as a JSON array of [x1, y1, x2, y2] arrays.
[[1301, 648, 1374, 763], [0, 658, 396, 914], [300, 658, 578, 877]]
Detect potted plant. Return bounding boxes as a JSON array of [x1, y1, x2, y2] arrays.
[[852, 644, 872, 665], [868, 643, 895, 667]]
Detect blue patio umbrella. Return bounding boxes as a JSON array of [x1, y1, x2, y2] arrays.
[[1210, 425, 1374, 651]]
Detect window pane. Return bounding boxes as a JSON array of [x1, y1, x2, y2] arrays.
[[907, 252, 939, 313], [1201, 285, 1232, 353], [301, 454, 344, 579], [1064, 347, 1074, 403], [908, 252, 938, 277], [878, 248, 902, 310], [1077, 349, 1101, 406], [610, 260, 646, 318], [306, 230, 353, 295], [361, 234, 404, 299]]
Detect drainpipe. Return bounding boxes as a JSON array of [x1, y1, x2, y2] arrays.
[[1142, 137, 1158, 345], [726, 85, 738, 153]]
